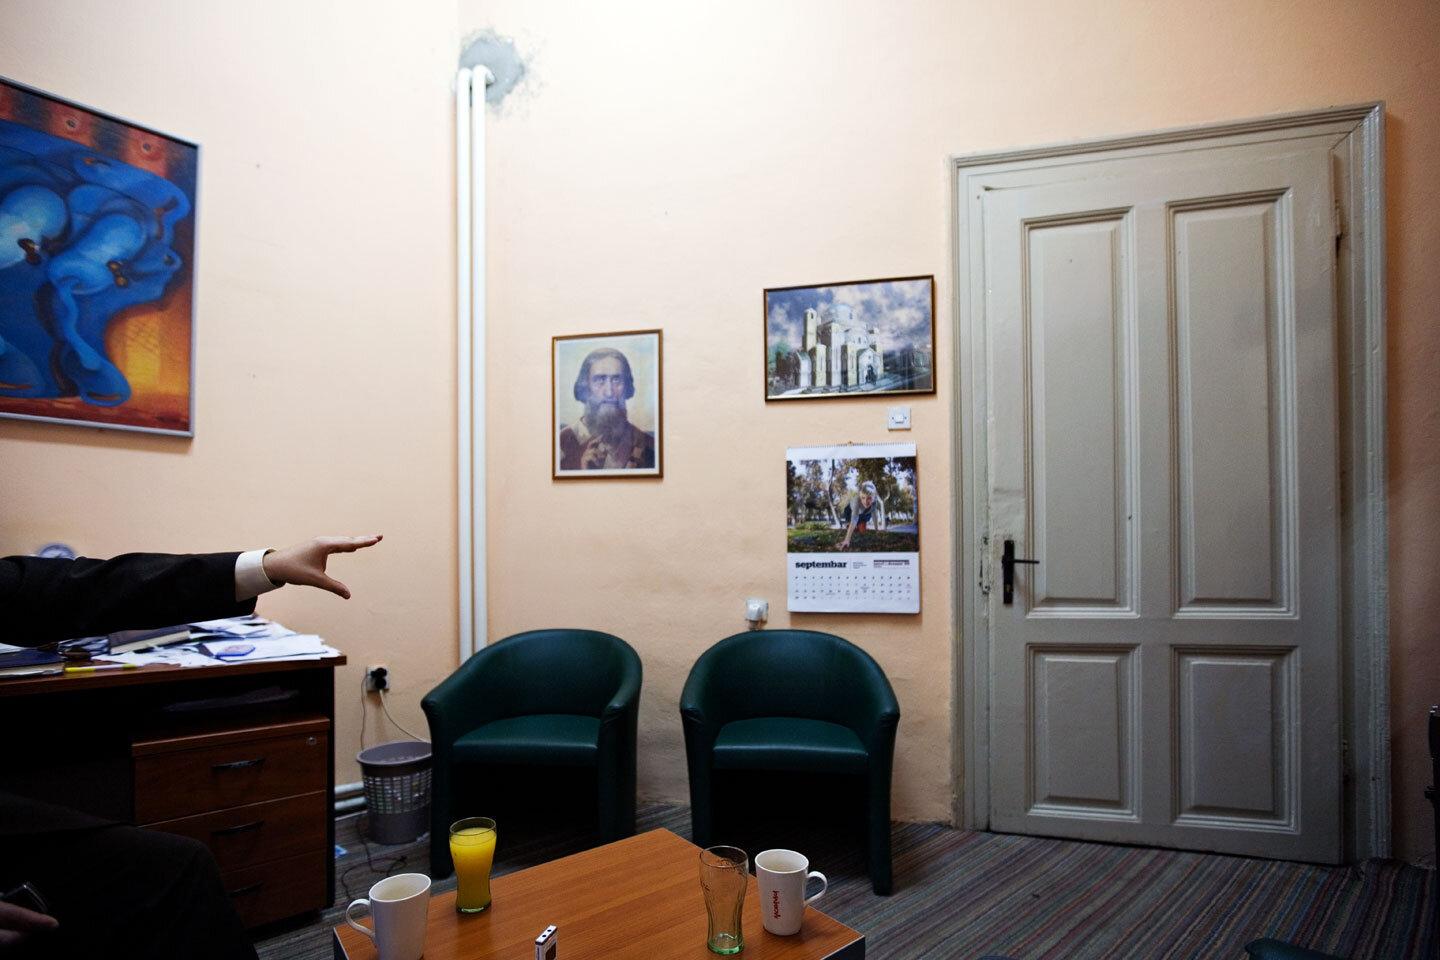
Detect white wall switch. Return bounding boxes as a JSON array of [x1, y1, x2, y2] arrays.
[[888, 406, 911, 430]]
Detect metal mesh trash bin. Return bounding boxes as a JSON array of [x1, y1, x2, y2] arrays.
[[357, 740, 432, 844]]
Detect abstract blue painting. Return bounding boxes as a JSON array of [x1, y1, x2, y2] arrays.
[[0, 77, 198, 434]]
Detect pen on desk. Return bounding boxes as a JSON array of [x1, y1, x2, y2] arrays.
[[64, 663, 139, 674]]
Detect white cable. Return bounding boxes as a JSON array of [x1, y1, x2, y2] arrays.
[[358, 671, 369, 750], [378, 687, 429, 742]]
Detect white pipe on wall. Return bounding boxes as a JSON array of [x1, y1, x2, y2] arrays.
[[456, 68, 474, 663], [457, 67, 493, 662], [469, 68, 490, 661]]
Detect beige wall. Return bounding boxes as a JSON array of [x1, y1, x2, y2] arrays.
[[0, 0, 462, 762], [3, 0, 1436, 860]]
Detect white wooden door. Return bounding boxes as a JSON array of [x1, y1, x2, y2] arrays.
[[984, 135, 1343, 861]]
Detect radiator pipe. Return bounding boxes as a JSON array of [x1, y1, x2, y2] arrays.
[[335, 780, 365, 815], [457, 67, 494, 664]]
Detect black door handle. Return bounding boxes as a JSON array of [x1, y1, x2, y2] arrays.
[[1001, 539, 1039, 606]]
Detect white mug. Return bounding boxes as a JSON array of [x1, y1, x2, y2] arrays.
[[754, 848, 828, 936], [345, 872, 432, 960]]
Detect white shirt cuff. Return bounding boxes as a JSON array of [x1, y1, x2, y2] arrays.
[[235, 549, 282, 602]]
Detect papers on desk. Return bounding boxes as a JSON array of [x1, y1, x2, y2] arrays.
[[190, 616, 297, 638], [199, 634, 337, 662], [95, 616, 342, 667]]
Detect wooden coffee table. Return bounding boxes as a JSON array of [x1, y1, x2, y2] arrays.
[[332, 829, 863, 959]]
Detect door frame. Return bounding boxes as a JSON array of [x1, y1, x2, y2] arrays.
[[950, 104, 1390, 860]]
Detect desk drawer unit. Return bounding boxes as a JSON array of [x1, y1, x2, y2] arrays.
[[143, 791, 328, 869], [133, 718, 328, 822], [224, 850, 328, 929], [132, 714, 331, 927]]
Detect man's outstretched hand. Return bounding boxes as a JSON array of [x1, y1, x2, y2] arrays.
[[261, 535, 382, 600], [0, 900, 58, 953]]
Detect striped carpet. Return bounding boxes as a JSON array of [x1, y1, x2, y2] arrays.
[[254, 803, 1434, 959]]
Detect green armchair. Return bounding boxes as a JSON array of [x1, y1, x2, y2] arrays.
[[421, 629, 641, 876], [679, 629, 901, 894]]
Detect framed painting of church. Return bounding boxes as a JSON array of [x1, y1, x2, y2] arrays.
[[763, 275, 935, 401], [0, 76, 199, 435]]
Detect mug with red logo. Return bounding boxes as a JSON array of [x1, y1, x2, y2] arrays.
[[753, 849, 827, 936]]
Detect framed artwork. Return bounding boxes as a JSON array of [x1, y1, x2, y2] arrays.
[[0, 77, 199, 435], [764, 275, 935, 401], [552, 329, 662, 479]]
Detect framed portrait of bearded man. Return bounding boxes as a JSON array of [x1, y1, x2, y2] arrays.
[[553, 329, 662, 479]]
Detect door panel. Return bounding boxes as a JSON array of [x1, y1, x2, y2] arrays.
[[1029, 216, 1132, 611], [1175, 648, 1294, 825], [984, 137, 1341, 861], [1174, 197, 1287, 611], [1030, 647, 1138, 816]]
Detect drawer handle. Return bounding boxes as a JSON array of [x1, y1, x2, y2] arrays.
[[212, 757, 265, 771], [211, 819, 265, 836], [227, 881, 264, 898]]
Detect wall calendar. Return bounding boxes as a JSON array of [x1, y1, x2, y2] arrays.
[[785, 442, 919, 614]]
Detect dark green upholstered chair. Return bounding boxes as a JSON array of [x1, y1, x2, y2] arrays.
[[679, 629, 901, 894], [421, 629, 641, 876]]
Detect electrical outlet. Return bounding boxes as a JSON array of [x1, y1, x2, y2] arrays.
[[745, 598, 768, 626], [365, 665, 389, 693]]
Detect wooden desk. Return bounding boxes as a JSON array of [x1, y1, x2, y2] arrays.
[[333, 829, 863, 960], [0, 656, 344, 927]]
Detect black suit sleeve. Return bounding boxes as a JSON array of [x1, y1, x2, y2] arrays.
[[0, 552, 258, 645]]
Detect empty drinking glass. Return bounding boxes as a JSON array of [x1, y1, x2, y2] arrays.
[[698, 845, 748, 955]]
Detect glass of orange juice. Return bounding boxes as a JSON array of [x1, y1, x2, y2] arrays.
[[448, 816, 498, 913]]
